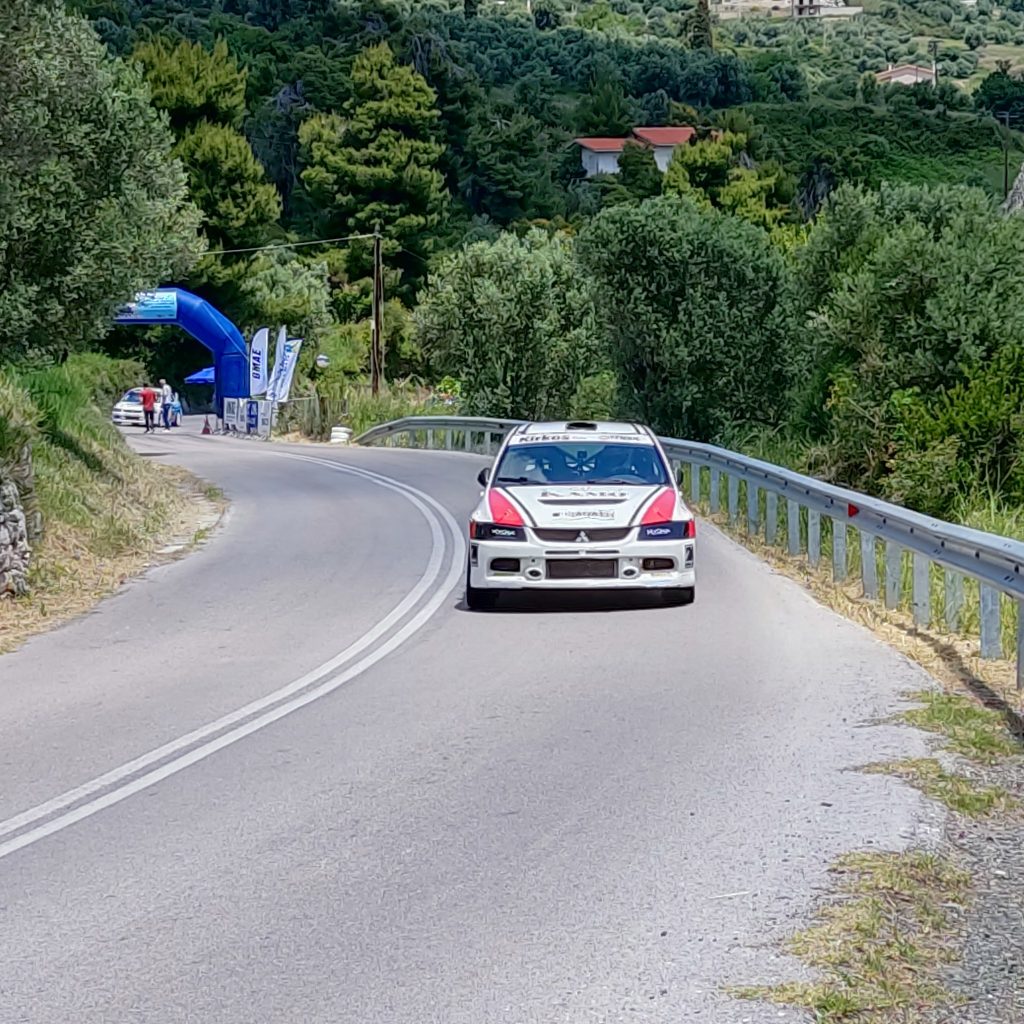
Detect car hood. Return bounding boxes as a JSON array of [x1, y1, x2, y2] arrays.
[[499, 484, 663, 529]]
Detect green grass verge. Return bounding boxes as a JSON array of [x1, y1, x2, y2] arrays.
[[865, 758, 1016, 816], [901, 690, 1023, 762], [0, 354, 201, 651]]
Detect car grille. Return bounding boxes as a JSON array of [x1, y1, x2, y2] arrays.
[[546, 559, 618, 580], [533, 527, 631, 543]]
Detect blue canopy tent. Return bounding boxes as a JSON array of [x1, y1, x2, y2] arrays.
[[114, 288, 248, 416], [184, 366, 215, 386]]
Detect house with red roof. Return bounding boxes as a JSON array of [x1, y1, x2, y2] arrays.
[[875, 62, 936, 87], [574, 126, 697, 177]]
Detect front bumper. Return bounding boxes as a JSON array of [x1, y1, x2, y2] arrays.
[[468, 534, 696, 591]]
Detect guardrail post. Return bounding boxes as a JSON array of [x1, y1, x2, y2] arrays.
[[832, 519, 846, 583], [727, 474, 739, 525], [765, 492, 777, 546], [426, 428, 434, 449], [484, 432, 493, 456], [861, 531, 878, 601], [747, 483, 759, 536], [1016, 604, 1024, 690], [787, 499, 800, 556], [980, 585, 1002, 659], [710, 469, 720, 514], [884, 541, 901, 610], [912, 553, 930, 627], [944, 571, 963, 633], [445, 428, 452, 451], [464, 429, 472, 452], [808, 510, 821, 568], [690, 463, 701, 505]]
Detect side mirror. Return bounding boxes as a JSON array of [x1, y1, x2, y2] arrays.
[[477, 467, 490, 487]]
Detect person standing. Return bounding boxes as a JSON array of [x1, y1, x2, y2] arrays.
[[159, 378, 173, 431], [171, 392, 183, 427], [140, 384, 157, 433]]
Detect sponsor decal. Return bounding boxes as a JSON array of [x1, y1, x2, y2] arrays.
[[551, 509, 616, 520], [512, 433, 650, 445], [640, 522, 686, 540], [114, 290, 178, 322], [540, 489, 629, 500], [249, 327, 269, 396]]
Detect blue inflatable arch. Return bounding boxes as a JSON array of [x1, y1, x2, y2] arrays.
[[114, 288, 249, 415]]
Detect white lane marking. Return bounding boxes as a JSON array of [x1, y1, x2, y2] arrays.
[[0, 458, 465, 860]]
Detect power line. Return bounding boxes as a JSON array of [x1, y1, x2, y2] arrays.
[[203, 233, 377, 257]]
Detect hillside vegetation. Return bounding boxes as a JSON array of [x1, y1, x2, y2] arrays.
[[6, 0, 1024, 589], [0, 1, 206, 621]]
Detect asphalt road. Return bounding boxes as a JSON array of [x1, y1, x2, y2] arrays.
[[0, 427, 938, 1024]]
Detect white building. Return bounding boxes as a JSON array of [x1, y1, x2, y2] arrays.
[[876, 62, 937, 86], [574, 137, 628, 177], [574, 127, 697, 178], [792, 0, 863, 16], [630, 127, 697, 172]]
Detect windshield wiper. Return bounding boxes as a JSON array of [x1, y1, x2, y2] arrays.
[[494, 475, 537, 485]]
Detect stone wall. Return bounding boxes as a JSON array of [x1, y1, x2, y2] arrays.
[[0, 445, 36, 599]]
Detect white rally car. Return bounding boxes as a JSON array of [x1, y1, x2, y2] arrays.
[[466, 421, 696, 610]]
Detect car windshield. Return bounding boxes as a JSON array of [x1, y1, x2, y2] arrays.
[[493, 442, 669, 486], [119, 390, 142, 404]]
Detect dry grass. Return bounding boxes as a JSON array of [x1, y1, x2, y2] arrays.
[[864, 758, 1016, 817], [0, 464, 224, 655], [737, 851, 970, 1022]]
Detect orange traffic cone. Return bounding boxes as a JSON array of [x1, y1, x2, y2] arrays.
[[202, 416, 212, 435]]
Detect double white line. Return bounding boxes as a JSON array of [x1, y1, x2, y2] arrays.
[[0, 453, 465, 862]]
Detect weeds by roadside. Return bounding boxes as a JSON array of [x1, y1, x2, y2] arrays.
[[865, 759, 1016, 817], [737, 851, 970, 1023], [899, 691, 1023, 763]]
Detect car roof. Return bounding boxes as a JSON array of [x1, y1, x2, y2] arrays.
[[506, 421, 656, 446]]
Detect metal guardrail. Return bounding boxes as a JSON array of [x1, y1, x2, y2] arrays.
[[355, 416, 1024, 687]]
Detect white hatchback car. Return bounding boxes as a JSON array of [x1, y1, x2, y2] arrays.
[[111, 388, 146, 427], [466, 421, 696, 610]]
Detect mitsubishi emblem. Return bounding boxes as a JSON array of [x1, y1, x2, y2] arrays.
[[576, 530, 590, 543]]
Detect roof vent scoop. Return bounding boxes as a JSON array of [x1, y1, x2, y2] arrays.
[[565, 421, 597, 430]]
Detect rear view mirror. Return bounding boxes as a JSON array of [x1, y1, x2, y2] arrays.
[[477, 467, 490, 487]]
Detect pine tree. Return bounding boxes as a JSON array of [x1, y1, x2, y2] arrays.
[[298, 43, 448, 288], [687, 0, 714, 51], [576, 71, 634, 137], [617, 142, 663, 201], [132, 38, 247, 133], [174, 123, 282, 249]]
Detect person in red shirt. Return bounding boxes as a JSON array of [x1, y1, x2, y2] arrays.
[[140, 384, 157, 433]]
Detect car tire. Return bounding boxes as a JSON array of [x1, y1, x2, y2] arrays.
[[662, 587, 695, 607], [466, 562, 499, 611]]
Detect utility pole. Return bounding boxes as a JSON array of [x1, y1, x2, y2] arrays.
[[1004, 110, 1011, 201], [370, 224, 384, 396]]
